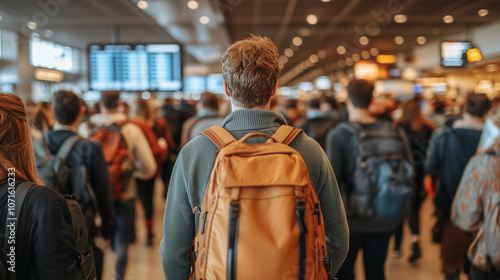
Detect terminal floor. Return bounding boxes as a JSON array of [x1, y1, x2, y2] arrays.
[[102, 179, 469, 280]]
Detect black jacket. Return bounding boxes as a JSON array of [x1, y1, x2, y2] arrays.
[[0, 183, 82, 280], [45, 129, 114, 239], [425, 127, 482, 212]]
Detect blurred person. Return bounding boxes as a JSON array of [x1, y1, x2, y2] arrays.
[[452, 105, 500, 280], [392, 96, 435, 262], [45, 90, 115, 280], [89, 91, 156, 280], [160, 35, 349, 279], [326, 79, 413, 280], [426, 96, 448, 128], [162, 98, 182, 149], [30, 101, 55, 140], [425, 93, 492, 280], [179, 92, 224, 148], [0, 93, 83, 280], [297, 97, 339, 150], [320, 93, 342, 122], [130, 98, 168, 246]]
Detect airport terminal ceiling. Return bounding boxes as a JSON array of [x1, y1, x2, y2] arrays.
[[1, 0, 500, 86]]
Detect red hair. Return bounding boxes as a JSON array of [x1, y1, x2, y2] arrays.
[[0, 93, 43, 185]]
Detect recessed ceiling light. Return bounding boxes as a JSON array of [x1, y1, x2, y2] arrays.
[[199, 16, 210, 24], [137, 0, 148, 9], [317, 50, 326, 59], [395, 36, 404, 45], [345, 58, 353, 66], [352, 53, 361, 62], [44, 30, 53, 37], [361, 51, 370, 60], [27, 21, 37, 30], [370, 48, 379, 56], [284, 48, 294, 57], [478, 9, 489, 17], [187, 0, 199, 10], [279, 56, 289, 64], [292, 36, 303, 46], [394, 14, 407, 23], [359, 36, 369, 46], [279, 62, 284, 69], [322, 0, 331, 2], [417, 36, 426, 45], [443, 15, 454, 24], [306, 14, 318, 25], [337, 45, 346, 55], [309, 54, 319, 64], [337, 60, 346, 68]]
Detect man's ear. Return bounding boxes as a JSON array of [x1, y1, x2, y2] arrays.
[[271, 80, 278, 98], [224, 81, 230, 98]]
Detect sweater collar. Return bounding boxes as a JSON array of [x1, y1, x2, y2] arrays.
[[222, 109, 287, 131]]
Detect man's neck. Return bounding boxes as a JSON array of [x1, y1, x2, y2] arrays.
[[230, 102, 271, 112], [54, 122, 78, 131], [348, 107, 377, 124]]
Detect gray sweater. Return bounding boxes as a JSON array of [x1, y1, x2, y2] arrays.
[[160, 109, 349, 279]]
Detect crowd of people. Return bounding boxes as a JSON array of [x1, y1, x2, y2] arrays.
[[1, 35, 499, 280]]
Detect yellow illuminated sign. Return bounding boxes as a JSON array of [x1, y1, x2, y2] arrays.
[[466, 48, 482, 63], [34, 68, 64, 82]]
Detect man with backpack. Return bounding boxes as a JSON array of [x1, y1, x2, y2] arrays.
[[43, 90, 115, 280], [452, 104, 500, 280], [89, 91, 156, 280], [160, 35, 349, 280], [326, 79, 414, 280], [425, 94, 492, 280]]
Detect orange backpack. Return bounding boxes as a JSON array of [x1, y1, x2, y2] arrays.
[[191, 125, 334, 280]]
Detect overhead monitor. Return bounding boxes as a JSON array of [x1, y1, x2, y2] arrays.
[[183, 75, 206, 94], [88, 43, 182, 91], [31, 38, 76, 73], [206, 73, 224, 94], [440, 41, 472, 67]]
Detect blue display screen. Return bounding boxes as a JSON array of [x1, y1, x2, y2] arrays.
[[88, 44, 182, 91]]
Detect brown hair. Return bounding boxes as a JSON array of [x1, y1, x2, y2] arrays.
[[222, 35, 280, 108], [347, 79, 374, 109], [396, 97, 425, 132], [131, 98, 151, 120], [0, 93, 43, 185]]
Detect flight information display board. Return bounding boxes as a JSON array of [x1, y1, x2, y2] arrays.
[[441, 41, 471, 67], [88, 44, 182, 91]]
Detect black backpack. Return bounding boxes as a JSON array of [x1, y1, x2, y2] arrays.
[[34, 134, 100, 232], [1, 183, 96, 280], [341, 122, 414, 225]]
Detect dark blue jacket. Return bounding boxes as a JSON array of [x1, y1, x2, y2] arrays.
[[425, 126, 482, 212]]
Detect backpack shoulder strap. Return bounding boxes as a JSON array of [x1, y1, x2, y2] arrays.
[[271, 125, 303, 145], [3, 182, 35, 249], [56, 134, 82, 160], [200, 125, 237, 149]]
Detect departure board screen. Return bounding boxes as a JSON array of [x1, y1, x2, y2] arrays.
[[88, 44, 182, 91], [441, 41, 471, 67]]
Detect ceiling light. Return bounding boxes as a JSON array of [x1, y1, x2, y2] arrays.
[[359, 36, 369, 46], [306, 14, 318, 25], [137, 0, 148, 9], [361, 51, 370, 60], [309, 54, 319, 64], [337, 60, 346, 68], [394, 14, 407, 23], [345, 58, 353, 66], [337, 45, 346, 55], [443, 15, 454, 24], [284, 48, 294, 57], [478, 9, 489, 17], [395, 36, 404, 45], [317, 50, 326, 59], [352, 53, 361, 62], [486, 64, 498, 72], [417, 36, 426, 45], [187, 0, 199, 10], [370, 48, 379, 56], [292, 36, 303, 46], [279, 62, 285, 69], [199, 16, 210, 24], [44, 30, 53, 38], [279, 55, 289, 64], [27, 21, 37, 30], [322, 0, 331, 2]]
